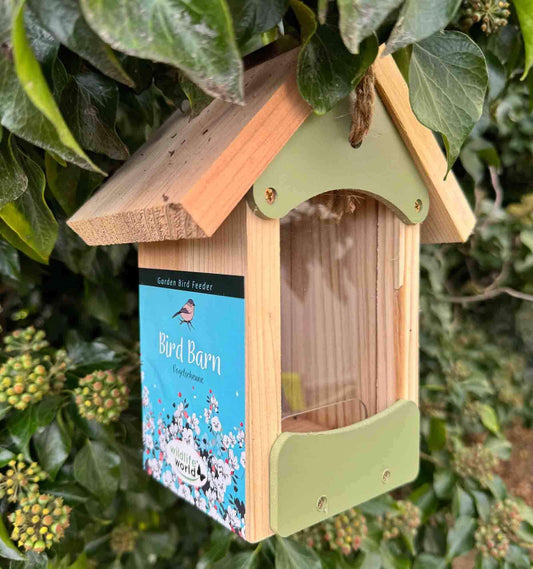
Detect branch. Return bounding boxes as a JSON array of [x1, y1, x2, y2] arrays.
[[441, 287, 533, 304]]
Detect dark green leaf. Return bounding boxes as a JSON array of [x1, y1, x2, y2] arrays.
[[274, 536, 321, 569], [0, 145, 58, 263], [73, 439, 120, 505], [413, 554, 446, 569], [180, 74, 213, 118], [212, 550, 259, 569], [513, 0, 533, 79], [472, 490, 491, 521], [409, 31, 488, 173], [0, 239, 21, 280], [197, 527, 232, 568], [410, 483, 438, 521], [0, 130, 27, 208], [0, 515, 24, 560], [434, 469, 455, 499], [452, 485, 475, 517], [26, 0, 134, 86], [337, 0, 402, 54], [428, 417, 447, 451], [385, 0, 461, 55], [446, 517, 476, 560], [33, 420, 70, 479], [505, 545, 531, 569], [0, 448, 15, 467], [45, 153, 103, 216], [60, 72, 129, 160], [226, 0, 288, 47], [69, 552, 88, 569], [80, 0, 243, 103], [10, 0, 100, 172], [7, 397, 60, 456], [294, 0, 378, 115]]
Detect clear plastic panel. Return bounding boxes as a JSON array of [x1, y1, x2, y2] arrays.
[[280, 196, 378, 432]]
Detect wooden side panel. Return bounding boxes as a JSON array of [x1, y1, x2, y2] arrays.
[[394, 224, 420, 404], [139, 201, 281, 544], [376, 203, 397, 413], [245, 208, 281, 542], [374, 52, 475, 244]]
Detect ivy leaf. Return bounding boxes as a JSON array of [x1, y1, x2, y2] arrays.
[[293, 0, 378, 114], [226, 0, 288, 47], [409, 31, 488, 173], [275, 537, 321, 569], [337, 0, 402, 54], [73, 439, 120, 505], [384, 0, 461, 55], [212, 550, 259, 569], [0, 515, 24, 560], [26, 0, 134, 87], [0, 130, 27, 208], [10, 0, 101, 172], [80, 0, 244, 104], [413, 554, 446, 569], [179, 74, 213, 118], [45, 153, 103, 216], [513, 0, 533, 79], [34, 420, 71, 480], [446, 516, 476, 560], [428, 417, 447, 451], [0, 144, 58, 263], [476, 403, 500, 434], [60, 72, 129, 160]]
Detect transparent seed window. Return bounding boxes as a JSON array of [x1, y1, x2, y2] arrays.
[[280, 193, 384, 433]]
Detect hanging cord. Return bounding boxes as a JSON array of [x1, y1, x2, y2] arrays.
[[308, 65, 375, 220], [349, 64, 376, 149]]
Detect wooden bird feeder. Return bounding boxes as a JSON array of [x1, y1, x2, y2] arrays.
[[68, 49, 475, 542]]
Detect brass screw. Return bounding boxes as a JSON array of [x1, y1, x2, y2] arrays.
[[316, 495, 328, 513], [382, 469, 391, 483], [265, 187, 277, 205], [414, 199, 423, 213]]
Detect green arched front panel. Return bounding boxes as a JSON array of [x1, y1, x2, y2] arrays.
[[250, 96, 429, 224]]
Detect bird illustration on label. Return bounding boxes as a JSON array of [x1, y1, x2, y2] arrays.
[[172, 299, 195, 329]]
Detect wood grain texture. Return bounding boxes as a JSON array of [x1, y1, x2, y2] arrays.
[[279, 198, 414, 432], [68, 49, 310, 246], [139, 200, 281, 544], [244, 205, 281, 543], [374, 52, 476, 245]]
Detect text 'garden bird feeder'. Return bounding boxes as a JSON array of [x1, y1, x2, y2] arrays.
[[67, 48, 475, 543]]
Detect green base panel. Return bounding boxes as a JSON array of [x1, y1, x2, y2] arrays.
[[270, 400, 420, 537]]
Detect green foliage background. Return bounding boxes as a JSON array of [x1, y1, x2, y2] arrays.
[[0, 0, 533, 568]]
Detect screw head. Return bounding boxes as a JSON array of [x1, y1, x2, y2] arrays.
[[316, 495, 328, 513], [414, 199, 423, 213], [265, 187, 277, 205], [382, 469, 391, 484]]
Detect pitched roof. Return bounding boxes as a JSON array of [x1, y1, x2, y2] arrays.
[[68, 48, 475, 245]]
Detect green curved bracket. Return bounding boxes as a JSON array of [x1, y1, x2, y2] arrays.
[[250, 96, 429, 224], [270, 400, 420, 537]]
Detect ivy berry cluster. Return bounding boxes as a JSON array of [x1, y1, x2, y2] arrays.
[[461, 0, 511, 35], [452, 443, 500, 488], [475, 499, 523, 559], [0, 328, 69, 410], [0, 455, 47, 503], [379, 501, 422, 541], [8, 493, 71, 553], [74, 370, 129, 424], [294, 508, 368, 555]]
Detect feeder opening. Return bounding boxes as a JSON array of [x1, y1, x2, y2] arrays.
[[280, 193, 386, 433]]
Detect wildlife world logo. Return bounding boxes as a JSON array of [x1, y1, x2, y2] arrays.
[[139, 269, 246, 538]]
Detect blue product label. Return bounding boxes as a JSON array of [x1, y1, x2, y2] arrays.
[[139, 268, 246, 538]]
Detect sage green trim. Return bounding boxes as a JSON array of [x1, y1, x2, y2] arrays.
[[250, 96, 429, 224], [270, 400, 420, 537]]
